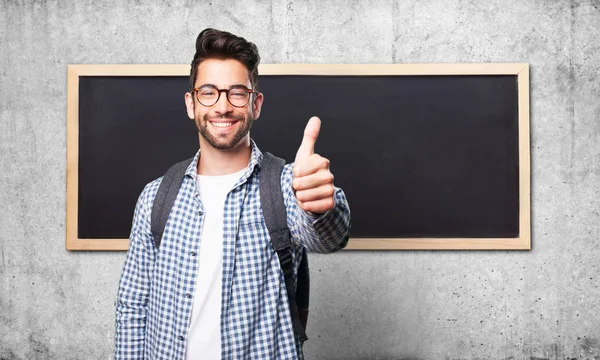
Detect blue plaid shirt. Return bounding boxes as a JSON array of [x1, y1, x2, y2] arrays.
[[114, 141, 351, 360]]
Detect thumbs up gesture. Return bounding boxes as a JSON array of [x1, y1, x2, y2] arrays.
[[292, 116, 336, 214]]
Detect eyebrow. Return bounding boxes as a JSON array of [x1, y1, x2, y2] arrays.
[[198, 83, 249, 89]]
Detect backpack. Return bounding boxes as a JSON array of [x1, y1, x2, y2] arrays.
[[150, 152, 309, 343]]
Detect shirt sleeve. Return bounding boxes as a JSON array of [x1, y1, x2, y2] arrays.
[[114, 182, 157, 359], [281, 163, 351, 253]]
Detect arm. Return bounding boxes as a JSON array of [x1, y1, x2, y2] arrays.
[[282, 163, 351, 253], [114, 183, 157, 359]]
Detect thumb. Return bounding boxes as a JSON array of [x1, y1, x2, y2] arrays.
[[295, 116, 321, 164]]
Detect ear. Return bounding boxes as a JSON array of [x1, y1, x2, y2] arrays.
[[252, 92, 264, 120], [185, 92, 195, 120]]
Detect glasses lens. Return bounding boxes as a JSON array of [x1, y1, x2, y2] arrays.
[[227, 88, 250, 107], [197, 86, 219, 106]]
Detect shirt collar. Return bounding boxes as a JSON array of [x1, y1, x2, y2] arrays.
[[184, 139, 264, 181]]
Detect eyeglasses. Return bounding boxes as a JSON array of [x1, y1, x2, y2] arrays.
[[193, 85, 256, 107]]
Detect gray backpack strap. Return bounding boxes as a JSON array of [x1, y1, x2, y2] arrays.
[[261, 153, 291, 251], [151, 157, 194, 248], [260, 152, 308, 342]]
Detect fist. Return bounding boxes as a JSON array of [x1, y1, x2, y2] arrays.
[[292, 116, 335, 214]]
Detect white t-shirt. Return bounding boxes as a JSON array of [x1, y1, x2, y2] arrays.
[[185, 168, 245, 360]]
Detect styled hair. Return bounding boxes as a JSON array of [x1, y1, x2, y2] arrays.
[[189, 28, 261, 93]]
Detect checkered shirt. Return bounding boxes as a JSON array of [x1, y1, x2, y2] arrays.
[[114, 140, 351, 360]]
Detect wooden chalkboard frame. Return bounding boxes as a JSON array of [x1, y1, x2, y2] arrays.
[[66, 63, 530, 251]]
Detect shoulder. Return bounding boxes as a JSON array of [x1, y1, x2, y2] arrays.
[[282, 162, 294, 176], [258, 150, 295, 183], [136, 176, 164, 211], [138, 154, 195, 207], [279, 162, 296, 186]]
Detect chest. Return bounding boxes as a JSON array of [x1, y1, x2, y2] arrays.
[[156, 175, 274, 273]]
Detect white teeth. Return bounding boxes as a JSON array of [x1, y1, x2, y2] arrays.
[[211, 122, 233, 128]]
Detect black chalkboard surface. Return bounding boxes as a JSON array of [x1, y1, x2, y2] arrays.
[[67, 64, 530, 250]]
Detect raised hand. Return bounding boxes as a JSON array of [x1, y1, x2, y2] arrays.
[[292, 116, 335, 214]]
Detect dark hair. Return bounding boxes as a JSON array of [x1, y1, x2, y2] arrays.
[[189, 28, 261, 93]]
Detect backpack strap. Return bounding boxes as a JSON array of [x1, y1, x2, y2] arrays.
[[151, 157, 194, 248], [296, 250, 309, 329], [260, 152, 308, 342]]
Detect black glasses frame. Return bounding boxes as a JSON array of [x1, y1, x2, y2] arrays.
[[193, 85, 256, 108]]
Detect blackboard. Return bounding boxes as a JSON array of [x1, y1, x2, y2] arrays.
[[66, 64, 530, 250]]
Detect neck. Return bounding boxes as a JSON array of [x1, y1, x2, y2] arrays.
[[197, 136, 252, 176]]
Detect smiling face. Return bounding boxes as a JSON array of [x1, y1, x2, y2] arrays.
[[185, 58, 264, 151]]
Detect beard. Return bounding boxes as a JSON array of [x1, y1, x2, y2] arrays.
[[195, 112, 254, 150]]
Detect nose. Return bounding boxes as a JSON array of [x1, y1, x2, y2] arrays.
[[213, 90, 233, 115]]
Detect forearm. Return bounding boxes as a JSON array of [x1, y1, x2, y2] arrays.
[[283, 164, 351, 253], [114, 257, 151, 359], [114, 184, 156, 359], [114, 298, 147, 358], [293, 186, 350, 253]]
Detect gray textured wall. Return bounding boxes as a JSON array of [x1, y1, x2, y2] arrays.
[[1, 0, 599, 359]]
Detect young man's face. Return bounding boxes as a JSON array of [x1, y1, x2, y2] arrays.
[[185, 58, 263, 150]]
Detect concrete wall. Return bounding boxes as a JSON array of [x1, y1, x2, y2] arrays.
[[1, 0, 599, 359]]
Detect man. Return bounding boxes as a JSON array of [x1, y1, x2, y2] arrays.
[[114, 28, 351, 360]]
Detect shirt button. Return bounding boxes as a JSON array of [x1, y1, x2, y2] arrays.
[[179, 335, 184, 341], [190, 251, 196, 256], [185, 293, 191, 298]]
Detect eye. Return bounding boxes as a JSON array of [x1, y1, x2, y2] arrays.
[[230, 90, 247, 97], [200, 90, 215, 96]]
